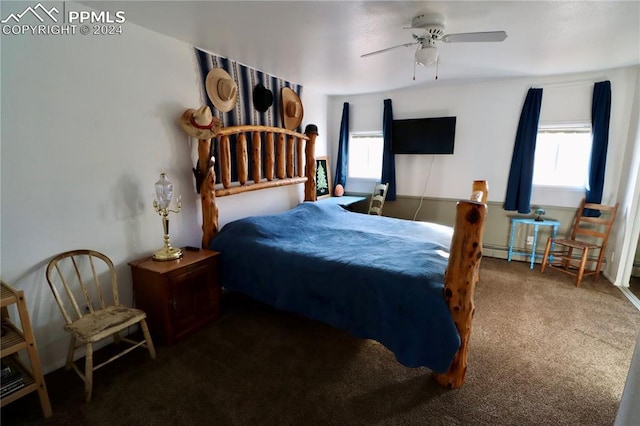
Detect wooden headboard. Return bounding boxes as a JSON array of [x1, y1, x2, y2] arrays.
[[190, 122, 318, 249]]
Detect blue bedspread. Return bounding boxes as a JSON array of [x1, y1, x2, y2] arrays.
[[210, 202, 460, 373]]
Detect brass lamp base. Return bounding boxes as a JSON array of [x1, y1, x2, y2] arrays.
[[153, 246, 183, 261]]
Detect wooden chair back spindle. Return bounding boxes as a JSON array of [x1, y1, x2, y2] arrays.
[[47, 250, 118, 324]]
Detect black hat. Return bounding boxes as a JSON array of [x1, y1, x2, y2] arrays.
[[253, 83, 273, 113], [304, 124, 319, 136]]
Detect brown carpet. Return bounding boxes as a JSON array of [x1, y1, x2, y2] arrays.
[[3, 258, 640, 426]]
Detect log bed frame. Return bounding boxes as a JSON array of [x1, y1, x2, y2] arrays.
[[185, 118, 487, 389]]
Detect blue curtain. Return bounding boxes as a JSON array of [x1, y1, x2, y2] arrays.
[[334, 102, 349, 191], [584, 81, 611, 217], [503, 88, 543, 214], [381, 99, 396, 200]]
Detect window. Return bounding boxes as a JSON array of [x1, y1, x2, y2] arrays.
[[347, 132, 383, 179], [533, 123, 592, 188]]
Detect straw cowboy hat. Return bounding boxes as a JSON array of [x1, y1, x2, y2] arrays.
[[253, 83, 273, 113], [179, 106, 221, 139], [281, 87, 303, 130], [205, 68, 238, 112]]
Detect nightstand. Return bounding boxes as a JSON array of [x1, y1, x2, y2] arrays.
[[128, 248, 221, 345]]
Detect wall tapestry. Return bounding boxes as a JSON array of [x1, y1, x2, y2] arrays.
[[195, 48, 303, 129], [195, 48, 304, 184]]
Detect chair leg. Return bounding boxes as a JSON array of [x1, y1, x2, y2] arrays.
[[576, 248, 589, 287], [140, 319, 156, 359], [564, 247, 574, 270], [66, 335, 76, 370], [594, 247, 606, 281], [85, 343, 94, 402], [541, 238, 552, 273]]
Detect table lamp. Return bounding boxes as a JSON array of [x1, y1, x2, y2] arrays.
[[152, 172, 182, 261]]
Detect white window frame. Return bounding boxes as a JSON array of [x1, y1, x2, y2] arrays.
[[531, 121, 592, 207], [346, 131, 384, 182]]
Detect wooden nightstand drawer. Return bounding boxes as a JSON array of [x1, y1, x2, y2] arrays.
[[129, 249, 221, 345]]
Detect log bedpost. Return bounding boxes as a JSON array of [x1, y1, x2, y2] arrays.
[[304, 125, 318, 201], [200, 163, 219, 250], [196, 139, 211, 183], [196, 138, 218, 249], [471, 180, 489, 203], [434, 182, 488, 389]]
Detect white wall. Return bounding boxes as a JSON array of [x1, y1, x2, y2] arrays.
[[615, 71, 640, 287], [0, 4, 327, 373], [328, 67, 640, 284]]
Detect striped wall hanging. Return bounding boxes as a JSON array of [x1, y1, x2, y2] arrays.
[[195, 48, 304, 184], [195, 48, 303, 130]]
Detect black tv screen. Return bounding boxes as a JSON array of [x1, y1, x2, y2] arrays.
[[392, 116, 456, 154]]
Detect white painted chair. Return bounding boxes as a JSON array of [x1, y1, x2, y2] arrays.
[[368, 182, 389, 215], [45, 249, 156, 402]]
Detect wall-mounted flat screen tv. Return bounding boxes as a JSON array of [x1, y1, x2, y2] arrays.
[[392, 116, 456, 154]]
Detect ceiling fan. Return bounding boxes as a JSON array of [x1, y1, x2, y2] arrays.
[[361, 13, 507, 68]]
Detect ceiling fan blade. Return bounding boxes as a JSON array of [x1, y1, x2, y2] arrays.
[[361, 42, 419, 58], [441, 31, 507, 43]]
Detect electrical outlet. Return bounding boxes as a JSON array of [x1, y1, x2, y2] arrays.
[[526, 236, 534, 246]]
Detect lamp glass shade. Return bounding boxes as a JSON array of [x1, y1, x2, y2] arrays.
[[415, 46, 438, 66], [154, 172, 174, 209]]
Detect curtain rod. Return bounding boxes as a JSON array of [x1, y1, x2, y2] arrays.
[[539, 78, 606, 89]]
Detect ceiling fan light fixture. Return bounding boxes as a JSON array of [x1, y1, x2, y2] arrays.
[[415, 45, 438, 66]]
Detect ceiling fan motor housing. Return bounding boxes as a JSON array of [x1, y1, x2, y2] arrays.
[[411, 13, 446, 39]]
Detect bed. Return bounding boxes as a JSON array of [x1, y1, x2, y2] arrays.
[[182, 118, 487, 389]]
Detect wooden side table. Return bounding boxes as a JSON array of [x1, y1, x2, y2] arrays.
[[508, 217, 561, 269], [128, 248, 221, 345]]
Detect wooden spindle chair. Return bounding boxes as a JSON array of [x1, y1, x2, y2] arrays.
[[45, 249, 156, 402]]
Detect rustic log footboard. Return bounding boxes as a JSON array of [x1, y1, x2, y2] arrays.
[[181, 111, 487, 389]]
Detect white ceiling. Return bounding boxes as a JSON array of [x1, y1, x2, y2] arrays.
[[89, 1, 640, 96]]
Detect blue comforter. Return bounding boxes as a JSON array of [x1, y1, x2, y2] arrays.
[[210, 202, 460, 373]]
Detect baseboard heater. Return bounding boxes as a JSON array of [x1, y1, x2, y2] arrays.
[[482, 244, 606, 265]]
